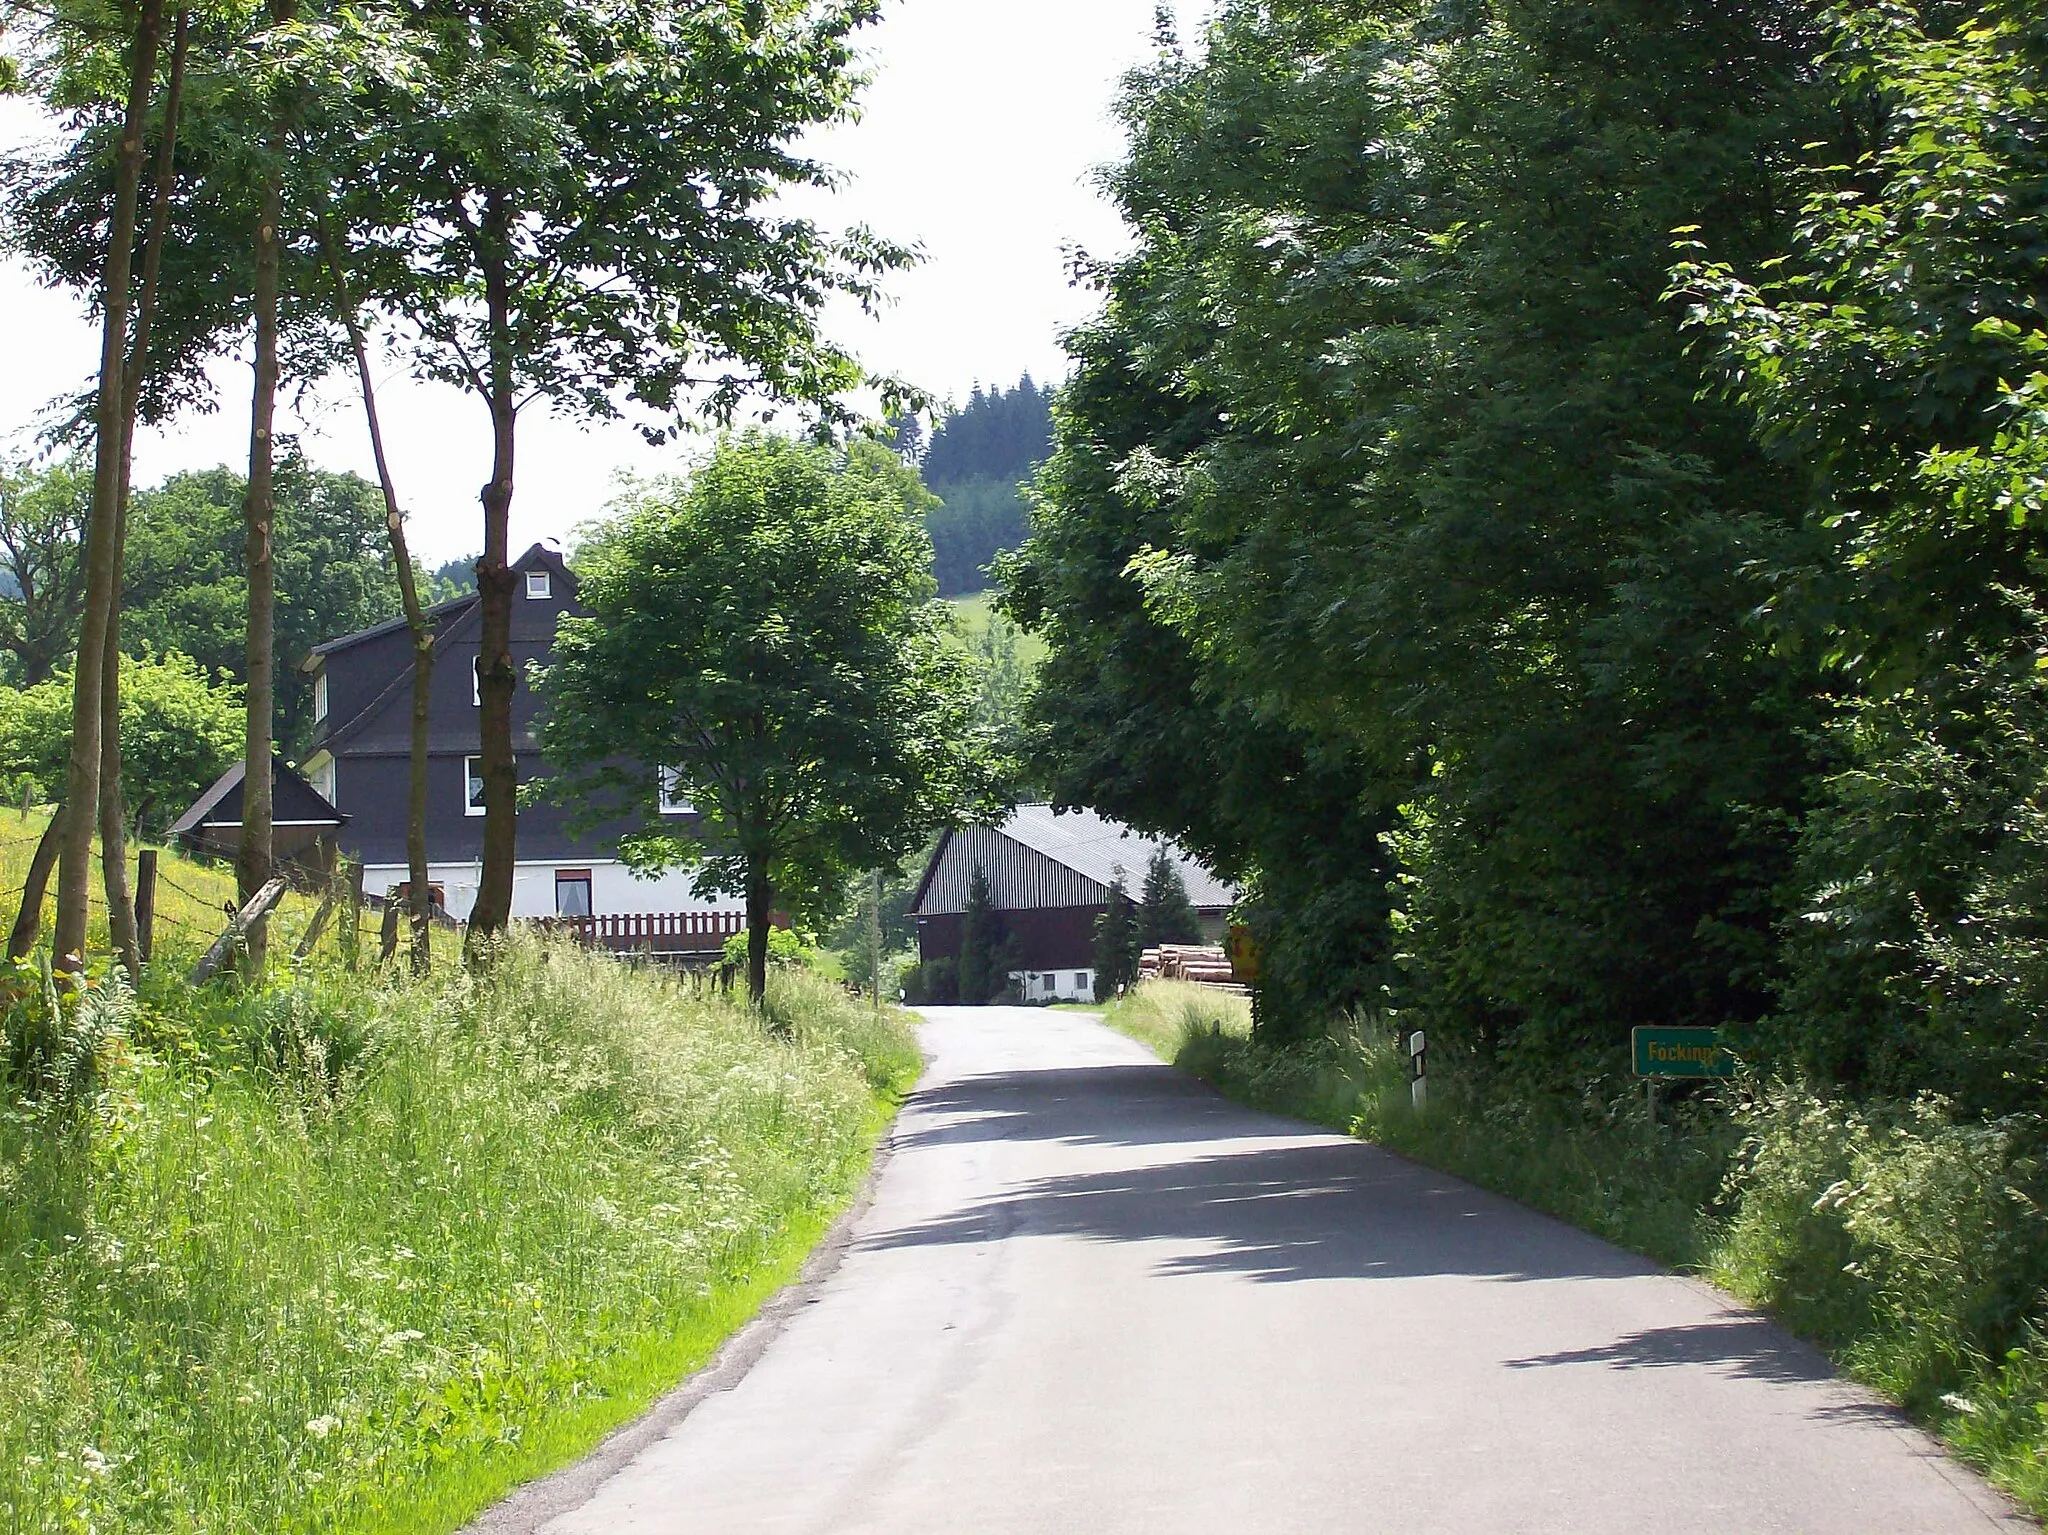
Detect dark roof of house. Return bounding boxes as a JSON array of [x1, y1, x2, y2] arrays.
[[304, 543, 575, 666], [170, 757, 347, 839], [305, 591, 473, 665]]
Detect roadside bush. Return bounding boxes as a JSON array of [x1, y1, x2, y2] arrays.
[[900, 955, 957, 1006], [1719, 1089, 2048, 1413], [720, 925, 817, 972]]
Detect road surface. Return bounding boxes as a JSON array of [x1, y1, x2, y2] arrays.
[[484, 1006, 2024, 1534]]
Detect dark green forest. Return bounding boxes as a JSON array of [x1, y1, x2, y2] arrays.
[[1000, 2, 2048, 1489], [921, 377, 1053, 595], [1007, 0, 2048, 1108]]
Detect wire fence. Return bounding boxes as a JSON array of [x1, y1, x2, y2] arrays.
[[0, 832, 354, 971]]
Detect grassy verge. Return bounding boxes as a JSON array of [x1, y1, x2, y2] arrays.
[[1, 924, 918, 1534], [1098, 981, 2048, 1519]]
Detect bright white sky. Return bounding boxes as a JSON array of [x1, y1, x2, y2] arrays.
[[0, 1, 1202, 564]]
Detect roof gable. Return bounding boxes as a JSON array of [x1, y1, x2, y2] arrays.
[[170, 757, 346, 837], [317, 599, 484, 754], [911, 806, 1236, 917]]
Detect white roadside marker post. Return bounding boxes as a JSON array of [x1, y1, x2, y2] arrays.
[[1409, 1029, 1427, 1113]]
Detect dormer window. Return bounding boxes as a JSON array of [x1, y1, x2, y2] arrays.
[[525, 570, 552, 599], [312, 669, 329, 723], [658, 767, 693, 816]]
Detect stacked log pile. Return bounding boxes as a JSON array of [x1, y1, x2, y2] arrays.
[[1138, 943, 1250, 995]]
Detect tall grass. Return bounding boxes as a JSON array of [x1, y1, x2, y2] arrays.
[[0, 936, 916, 1534], [1105, 983, 2048, 1517]]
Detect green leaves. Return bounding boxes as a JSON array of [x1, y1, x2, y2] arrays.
[[538, 432, 1002, 927], [1015, 0, 1832, 1057], [0, 651, 241, 829]]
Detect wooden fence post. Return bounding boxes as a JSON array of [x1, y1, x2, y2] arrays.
[[189, 877, 289, 985], [339, 859, 364, 971], [378, 898, 400, 966], [293, 879, 340, 962], [135, 849, 158, 964]]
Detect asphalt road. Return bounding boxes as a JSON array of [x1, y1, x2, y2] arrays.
[[494, 1006, 2026, 1534]]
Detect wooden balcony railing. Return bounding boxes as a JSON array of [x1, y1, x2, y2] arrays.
[[544, 910, 747, 958]]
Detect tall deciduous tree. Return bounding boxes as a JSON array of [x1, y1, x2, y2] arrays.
[[1011, 0, 1830, 1061], [539, 433, 997, 1005], [1675, 0, 2048, 1111], [347, 0, 913, 959], [0, 458, 89, 686], [234, 0, 303, 976], [50, 0, 166, 980], [314, 208, 436, 973]]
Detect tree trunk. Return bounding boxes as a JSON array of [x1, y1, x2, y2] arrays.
[[56, 0, 164, 983], [100, 9, 188, 985], [406, 634, 435, 971], [745, 854, 772, 1008], [9, 804, 67, 962], [98, 568, 139, 980], [467, 207, 519, 958], [238, 139, 283, 979], [316, 209, 433, 974]]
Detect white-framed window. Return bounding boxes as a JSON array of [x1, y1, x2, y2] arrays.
[[308, 754, 336, 804], [525, 569, 552, 599], [1075, 973, 1089, 994], [312, 669, 329, 723], [658, 767, 693, 815], [472, 655, 482, 706], [464, 755, 487, 816], [554, 870, 593, 918]]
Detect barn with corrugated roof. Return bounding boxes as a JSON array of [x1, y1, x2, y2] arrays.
[[909, 804, 1236, 1002]]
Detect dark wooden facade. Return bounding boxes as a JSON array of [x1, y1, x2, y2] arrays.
[[303, 546, 611, 869], [170, 757, 346, 877], [910, 806, 1236, 1001]]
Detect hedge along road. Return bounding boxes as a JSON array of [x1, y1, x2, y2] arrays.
[[479, 1007, 2025, 1534]]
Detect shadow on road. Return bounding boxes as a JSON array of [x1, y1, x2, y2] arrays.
[[870, 1064, 1654, 1286], [895, 1065, 1253, 1154], [1504, 1316, 1837, 1385]]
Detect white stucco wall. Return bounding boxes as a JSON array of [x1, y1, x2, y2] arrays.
[[364, 860, 743, 922], [1012, 967, 1098, 1004]]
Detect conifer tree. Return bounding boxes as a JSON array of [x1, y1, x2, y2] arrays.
[[1092, 865, 1139, 999], [957, 863, 1008, 1005], [1137, 846, 1202, 948]]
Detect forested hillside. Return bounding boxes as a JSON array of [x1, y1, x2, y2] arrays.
[[921, 377, 1052, 595]]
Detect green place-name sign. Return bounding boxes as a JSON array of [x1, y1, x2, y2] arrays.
[[1632, 1026, 1735, 1079]]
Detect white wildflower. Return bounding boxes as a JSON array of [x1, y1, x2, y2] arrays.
[[79, 1447, 109, 1477], [305, 1414, 341, 1440]]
